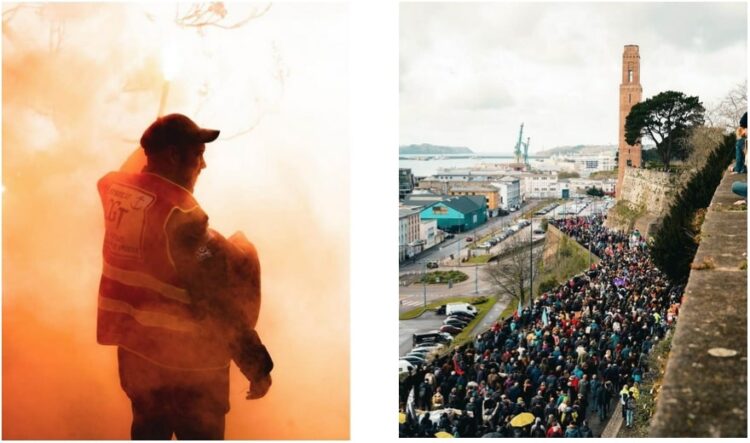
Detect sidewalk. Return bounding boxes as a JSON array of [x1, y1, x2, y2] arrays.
[[467, 296, 509, 337]]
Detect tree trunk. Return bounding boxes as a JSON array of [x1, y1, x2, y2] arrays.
[[663, 137, 673, 169]]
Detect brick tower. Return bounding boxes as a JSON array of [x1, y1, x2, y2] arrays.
[[616, 45, 642, 198]]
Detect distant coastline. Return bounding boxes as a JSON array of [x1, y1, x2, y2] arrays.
[[399, 143, 474, 155]]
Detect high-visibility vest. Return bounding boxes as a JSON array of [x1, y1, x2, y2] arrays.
[[96, 171, 231, 370]]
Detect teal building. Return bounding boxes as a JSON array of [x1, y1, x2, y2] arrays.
[[419, 196, 487, 233]]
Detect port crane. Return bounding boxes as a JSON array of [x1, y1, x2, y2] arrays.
[[513, 123, 531, 166]]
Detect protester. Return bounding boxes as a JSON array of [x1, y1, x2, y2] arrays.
[[400, 214, 683, 437], [732, 112, 748, 201], [625, 393, 637, 428]]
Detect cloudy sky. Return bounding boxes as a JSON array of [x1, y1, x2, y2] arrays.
[[400, 2, 747, 153]]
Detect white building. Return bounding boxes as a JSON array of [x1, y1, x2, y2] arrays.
[[532, 152, 617, 177], [434, 168, 509, 182], [570, 153, 617, 176], [493, 176, 521, 210], [520, 173, 561, 199], [399, 206, 421, 262], [419, 219, 440, 249]]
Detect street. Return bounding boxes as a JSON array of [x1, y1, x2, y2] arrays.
[[399, 201, 535, 273]]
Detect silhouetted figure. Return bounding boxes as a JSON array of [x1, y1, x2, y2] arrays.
[[97, 114, 273, 439]]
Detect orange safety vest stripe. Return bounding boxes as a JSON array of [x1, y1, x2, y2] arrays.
[[98, 295, 198, 333], [102, 261, 190, 304]]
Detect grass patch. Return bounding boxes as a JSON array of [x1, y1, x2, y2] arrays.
[[535, 230, 598, 296], [618, 333, 673, 438], [420, 270, 469, 284], [399, 295, 490, 320], [610, 200, 646, 231], [451, 296, 497, 347], [590, 170, 618, 180], [467, 255, 492, 264]]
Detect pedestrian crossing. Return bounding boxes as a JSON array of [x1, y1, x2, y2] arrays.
[[400, 299, 423, 308]]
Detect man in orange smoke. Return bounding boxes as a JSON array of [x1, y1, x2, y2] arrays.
[[97, 113, 273, 439]]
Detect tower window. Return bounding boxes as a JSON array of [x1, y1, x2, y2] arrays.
[[628, 69, 633, 83], [629, 93, 631, 104]]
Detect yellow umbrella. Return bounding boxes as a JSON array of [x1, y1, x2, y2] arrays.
[[399, 412, 407, 424], [435, 431, 454, 438], [510, 412, 535, 428]]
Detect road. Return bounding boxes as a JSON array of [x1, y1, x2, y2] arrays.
[[399, 312, 445, 356], [399, 236, 545, 313], [399, 201, 537, 273]]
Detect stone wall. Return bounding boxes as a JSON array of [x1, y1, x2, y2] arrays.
[[649, 171, 747, 437], [619, 168, 675, 214], [606, 167, 676, 236]]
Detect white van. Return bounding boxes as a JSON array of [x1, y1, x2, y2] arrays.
[[446, 302, 477, 317], [399, 359, 415, 374]]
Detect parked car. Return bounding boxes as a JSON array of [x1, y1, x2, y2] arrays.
[[449, 311, 475, 321], [465, 237, 473, 242], [399, 359, 415, 374], [426, 261, 439, 269], [400, 354, 426, 365], [413, 342, 445, 353], [446, 303, 478, 316], [436, 304, 447, 315], [446, 314, 471, 324], [407, 350, 435, 363], [478, 242, 491, 248], [440, 325, 463, 335], [438, 332, 454, 342], [444, 318, 469, 329], [413, 331, 451, 346]]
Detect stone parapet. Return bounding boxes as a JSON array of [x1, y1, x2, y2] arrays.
[[649, 171, 747, 437]]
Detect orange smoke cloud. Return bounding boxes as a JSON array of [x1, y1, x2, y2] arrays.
[[3, 3, 349, 439]]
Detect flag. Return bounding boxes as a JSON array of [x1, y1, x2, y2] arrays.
[[452, 353, 465, 376], [406, 387, 417, 423], [514, 297, 522, 320], [542, 307, 549, 326]]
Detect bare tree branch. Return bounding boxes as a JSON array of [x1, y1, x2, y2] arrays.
[[175, 3, 272, 31], [483, 236, 541, 307], [706, 80, 747, 130]]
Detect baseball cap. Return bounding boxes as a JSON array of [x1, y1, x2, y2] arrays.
[[140, 113, 220, 154]]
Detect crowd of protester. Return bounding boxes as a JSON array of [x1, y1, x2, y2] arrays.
[[399, 215, 683, 438]]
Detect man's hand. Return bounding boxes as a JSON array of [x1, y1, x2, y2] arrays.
[[246, 374, 272, 400]]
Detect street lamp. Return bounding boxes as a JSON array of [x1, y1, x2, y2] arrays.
[[422, 261, 427, 310], [475, 265, 478, 295], [529, 217, 533, 308]]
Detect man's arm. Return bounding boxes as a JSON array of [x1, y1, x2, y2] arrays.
[[165, 210, 273, 398]]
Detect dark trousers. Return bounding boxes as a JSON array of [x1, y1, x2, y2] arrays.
[[118, 347, 230, 440]]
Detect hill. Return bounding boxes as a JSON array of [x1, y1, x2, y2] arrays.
[[535, 144, 617, 157], [399, 143, 474, 155]]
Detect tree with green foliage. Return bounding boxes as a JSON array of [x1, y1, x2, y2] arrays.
[[651, 133, 735, 283], [625, 91, 705, 169], [586, 186, 605, 197]]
